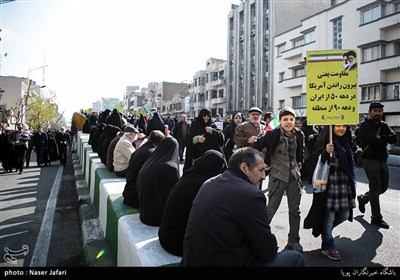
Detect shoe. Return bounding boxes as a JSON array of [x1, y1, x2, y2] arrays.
[[371, 219, 389, 229], [357, 195, 366, 213], [321, 249, 341, 261], [288, 242, 303, 253]]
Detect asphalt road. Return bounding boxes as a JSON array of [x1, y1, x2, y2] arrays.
[[0, 152, 83, 268]]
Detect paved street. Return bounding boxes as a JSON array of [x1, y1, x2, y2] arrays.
[[268, 165, 400, 267], [1, 152, 399, 268], [0, 153, 83, 267]]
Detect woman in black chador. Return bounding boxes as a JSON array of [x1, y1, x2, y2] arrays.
[[159, 150, 226, 256], [183, 108, 225, 171], [137, 137, 180, 226]]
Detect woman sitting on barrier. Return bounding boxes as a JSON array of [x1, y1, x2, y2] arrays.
[[158, 150, 227, 256], [137, 136, 180, 226]]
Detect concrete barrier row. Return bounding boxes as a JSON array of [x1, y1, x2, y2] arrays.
[[73, 132, 181, 266]]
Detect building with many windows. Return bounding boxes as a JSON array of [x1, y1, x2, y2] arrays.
[[226, 0, 334, 116], [0, 76, 42, 124], [123, 86, 143, 115], [92, 97, 121, 112], [189, 57, 226, 119], [274, 0, 400, 137]]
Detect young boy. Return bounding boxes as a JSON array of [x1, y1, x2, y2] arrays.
[[253, 107, 305, 252]]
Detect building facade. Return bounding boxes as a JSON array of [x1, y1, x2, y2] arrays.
[[0, 76, 41, 124], [274, 0, 400, 140], [189, 58, 227, 120], [226, 0, 334, 116], [92, 97, 121, 112]]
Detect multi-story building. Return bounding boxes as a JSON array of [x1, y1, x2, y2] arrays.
[[189, 58, 227, 119], [92, 97, 121, 112], [141, 81, 188, 117], [123, 86, 143, 116], [274, 0, 400, 140], [0, 76, 42, 124], [226, 0, 334, 115]]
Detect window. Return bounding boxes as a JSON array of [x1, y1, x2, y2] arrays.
[[361, 85, 381, 101], [362, 5, 381, 24], [219, 70, 224, 80], [382, 84, 400, 100], [362, 45, 383, 62], [279, 72, 285, 82], [211, 90, 218, 99], [395, 42, 400, 55], [212, 72, 218, 81], [304, 30, 315, 44], [292, 37, 303, 48], [277, 43, 286, 57], [218, 89, 224, 98], [292, 95, 306, 109], [294, 68, 305, 78], [278, 99, 285, 109], [333, 18, 342, 49]]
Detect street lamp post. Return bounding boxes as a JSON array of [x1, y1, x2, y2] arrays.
[[21, 79, 46, 124]]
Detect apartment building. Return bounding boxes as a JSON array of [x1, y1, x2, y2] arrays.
[[0, 76, 42, 124], [188, 58, 227, 120], [92, 97, 121, 112], [123, 86, 143, 115], [274, 0, 400, 137], [226, 0, 334, 116]]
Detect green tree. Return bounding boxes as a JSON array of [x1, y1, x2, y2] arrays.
[[27, 95, 59, 130]]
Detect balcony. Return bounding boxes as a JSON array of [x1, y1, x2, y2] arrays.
[[211, 97, 226, 105]]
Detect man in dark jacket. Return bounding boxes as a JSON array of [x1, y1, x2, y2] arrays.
[[181, 147, 304, 267], [358, 101, 397, 229]]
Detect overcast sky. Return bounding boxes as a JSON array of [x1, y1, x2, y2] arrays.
[[1, 0, 240, 119]]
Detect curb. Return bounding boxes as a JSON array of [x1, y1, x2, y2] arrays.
[[72, 152, 115, 267]]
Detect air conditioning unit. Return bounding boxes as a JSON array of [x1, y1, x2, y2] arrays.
[[251, 30, 255, 36], [239, 35, 244, 42]]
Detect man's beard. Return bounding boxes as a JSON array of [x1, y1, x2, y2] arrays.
[[373, 115, 382, 122]]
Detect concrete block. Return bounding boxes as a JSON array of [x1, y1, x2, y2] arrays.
[[117, 214, 181, 267]]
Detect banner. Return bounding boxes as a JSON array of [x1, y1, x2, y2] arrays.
[[306, 50, 359, 125]]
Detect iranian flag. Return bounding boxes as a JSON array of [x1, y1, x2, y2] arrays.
[[264, 118, 279, 132], [307, 53, 344, 63]]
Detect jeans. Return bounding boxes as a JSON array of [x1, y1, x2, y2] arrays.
[[321, 210, 349, 250], [264, 250, 305, 267]]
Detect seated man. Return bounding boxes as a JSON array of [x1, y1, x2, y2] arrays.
[[181, 147, 304, 267], [113, 125, 138, 177]]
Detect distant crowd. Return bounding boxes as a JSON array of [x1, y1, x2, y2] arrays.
[[0, 123, 71, 174]]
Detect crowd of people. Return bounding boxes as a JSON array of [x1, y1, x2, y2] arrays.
[[0, 123, 71, 174], [3, 99, 396, 266], [80, 102, 396, 265]]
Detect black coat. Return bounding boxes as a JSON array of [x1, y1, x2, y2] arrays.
[[158, 150, 226, 256], [123, 141, 155, 208], [137, 137, 180, 226]]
